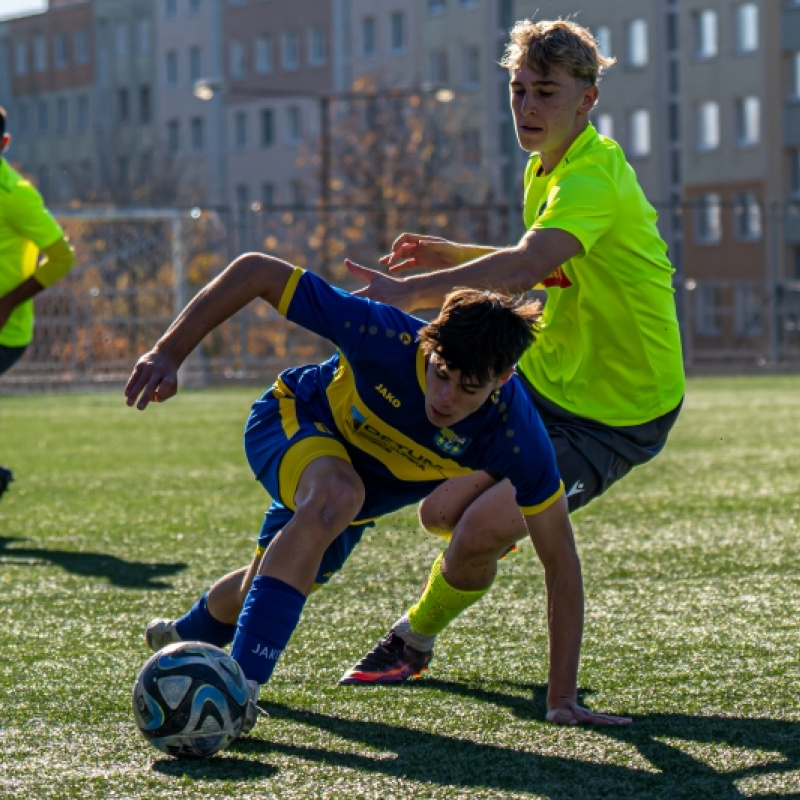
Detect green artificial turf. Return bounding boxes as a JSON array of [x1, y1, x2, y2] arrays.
[[1, 376, 799, 799]]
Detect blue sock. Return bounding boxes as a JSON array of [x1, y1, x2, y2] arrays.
[[174, 593, 237, 648], [231, 575, 306, 685]]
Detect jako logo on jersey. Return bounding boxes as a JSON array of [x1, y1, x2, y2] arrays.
[[375, 383, 401, 408], [542, 266, 572, 288], [350, 406, 367, 431], [434, 428, 472, 456]]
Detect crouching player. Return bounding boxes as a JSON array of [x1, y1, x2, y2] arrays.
[[124, 251, 632, 731]]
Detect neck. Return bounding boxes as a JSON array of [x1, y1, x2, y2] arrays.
[[538, 118, 589, 175]]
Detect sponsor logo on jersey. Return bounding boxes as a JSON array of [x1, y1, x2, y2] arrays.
[[350, 406, 367, 431], [434, 427, 472, 456], [375, 383, 401, 408]]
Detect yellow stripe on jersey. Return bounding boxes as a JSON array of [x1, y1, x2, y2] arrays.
[[277, 266, 304, 317], [519, 480, 565, 517], [325, 352, 473, 483]]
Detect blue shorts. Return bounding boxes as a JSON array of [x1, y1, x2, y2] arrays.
[[244, 386, 374, 585]]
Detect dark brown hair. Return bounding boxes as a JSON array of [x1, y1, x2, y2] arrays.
[[419, 288, 540, 386]]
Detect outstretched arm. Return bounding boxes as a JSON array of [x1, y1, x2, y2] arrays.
[[125, 252, 295, 410], [524, 498, 632, 727], [349, 227, 582, 312]]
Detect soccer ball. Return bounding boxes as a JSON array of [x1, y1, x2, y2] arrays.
[[132, 641, 249, 758]]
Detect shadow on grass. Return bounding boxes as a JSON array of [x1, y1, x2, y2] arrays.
[[0, 536, 186, 589], [150, 753, 277, 781], [224, 686, 800, 800]]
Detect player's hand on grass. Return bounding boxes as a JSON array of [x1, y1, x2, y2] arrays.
[[378, 233, 460, 273], [546, 701, 632, 727], [124, 349, 179, 410]]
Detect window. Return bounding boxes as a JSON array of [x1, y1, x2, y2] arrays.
[[230, 41, 247, 79], [260, 108, 274, 146], [628, 109, 650, 157], [429, 50, 448, 84], [115, 24, 128, 58], [461, 129, 480, 165], [166, 50, 178, 87], [362, 16, 376, 58], [428, 0, 445, 14], [17, 104, 29, 137], [234, 111, 247, 149], [190, 117, 204, 152], [167, 120, 180, 154], [118, 88, 129, 123], [57, 97, 68, 134], [595, 112, 613, 139], [286, 105, 302, 143], [735, 3, 758, 53], [736, 96, 760, 146], [697, 101, 720, 151], [733, 193, 761, 241], [261, 182, 274, 209], [255, 36, 273, 73], [54, 34, 68, 69], [390, 11, 406, 53], [695, 285, 721, 336], [165, 0, 177, 18], [462, 45, 479, 88], [189, 0, 201, 13], [74, 30, 88, 64], [309, 27, 326, 66], [33, 36, 47, 72], [14, 42, 27, 75], [189, 46, 202, 83], [694, 10, 718, 59], [37, 101, 49, 134], [136, 20, 151, 54], [139, 85, 151, 124], [735, 287, 763, 336], [282, 31, 299, 70], [694, 193, 722, 243], [668, 102, 680, 143], [792, 52, 800, 98], [627, 19, 648, 67], [77, 95, 89, 132], [792, 149, 800, 196], [595, 25, 612, 59]]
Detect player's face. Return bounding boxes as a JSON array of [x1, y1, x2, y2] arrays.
[[424, 353, 509, 427], [509, 63, 598, 172]]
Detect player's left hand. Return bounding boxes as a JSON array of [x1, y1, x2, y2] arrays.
[[124, 349, 179, 410], [546, 701, 632, 727]]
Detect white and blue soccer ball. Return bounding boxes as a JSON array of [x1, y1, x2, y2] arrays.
[[132, 641, 248, 758]]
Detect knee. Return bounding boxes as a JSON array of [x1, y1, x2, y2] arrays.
[[418, 495, 455, 538], [296, 472, 365, 534]]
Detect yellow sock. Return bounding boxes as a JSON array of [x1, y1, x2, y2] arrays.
[[407, 553, 490, 637]]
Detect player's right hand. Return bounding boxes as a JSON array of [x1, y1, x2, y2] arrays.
[[124, 349, 179, 410], [378, 233, 460, 273]]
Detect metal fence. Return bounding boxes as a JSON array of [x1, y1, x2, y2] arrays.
[[2, 200, 800, 393]]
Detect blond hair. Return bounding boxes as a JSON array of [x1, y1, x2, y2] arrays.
[[500, 18, 616, 85]]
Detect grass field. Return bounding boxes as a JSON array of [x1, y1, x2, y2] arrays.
[[1, 376, 799, 800]]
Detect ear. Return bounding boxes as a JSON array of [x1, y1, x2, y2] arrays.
[[495, 367, 516, 388], [579, 85, 599, 115]]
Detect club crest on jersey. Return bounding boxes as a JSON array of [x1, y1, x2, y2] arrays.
[[434, 427, 472, 456]]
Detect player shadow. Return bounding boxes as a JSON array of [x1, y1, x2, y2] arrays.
[[0, 536, 186, 589], [150, 752, 277, 781], [226, 687, 800, 799]]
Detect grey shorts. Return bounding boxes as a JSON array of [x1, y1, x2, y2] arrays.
[[520, 378, 683, 513]]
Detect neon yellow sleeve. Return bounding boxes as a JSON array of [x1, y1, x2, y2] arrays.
[[34, 238, 75, 288]]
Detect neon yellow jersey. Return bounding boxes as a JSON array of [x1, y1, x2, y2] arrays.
[[0, 160, 65, 347], [516, 124, 685, 426]]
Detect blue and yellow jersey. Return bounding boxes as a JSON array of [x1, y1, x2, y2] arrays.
[[245, 268, 563, 521], [0, 160, 65, 347]]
